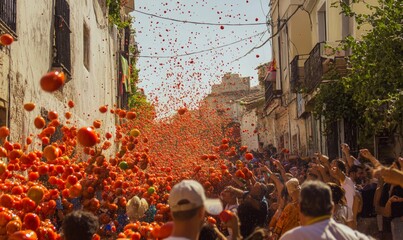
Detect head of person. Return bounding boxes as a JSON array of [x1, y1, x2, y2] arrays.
[[248, 182, 267, 202], [169, 180, 223, 224], [332, 159, 346, 174], [286, 178, 301, 202], [220, 186, 237, 205], [258, 142, 264, 151], [62, 210, 99, 240], [348, 165, 365, 184], [299, 181, 333, 225], [327, 182, 346, 205]]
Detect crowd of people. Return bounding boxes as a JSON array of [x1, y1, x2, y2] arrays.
[[60, 143, 402, 240]]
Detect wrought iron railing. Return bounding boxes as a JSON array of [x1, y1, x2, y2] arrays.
[[304, 42, 324, 92], [53, 0, 71, 76], [0, 0, 17, 35], [264, 81, 281, 106], [290, 55, 308, 92]]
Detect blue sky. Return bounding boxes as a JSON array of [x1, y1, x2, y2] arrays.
[[132, 0, 272, 115]]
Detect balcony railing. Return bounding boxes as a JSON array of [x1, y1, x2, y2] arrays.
[[265, 80, 281, 106], [304, 42, 324, 92], [0, 0, 17, 36], [290, 55, 308, 93], [53, 0, 71, 76], [304, 42, 348, 92]]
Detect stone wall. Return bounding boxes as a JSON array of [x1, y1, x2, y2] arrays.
[[1, 0, 120, 157]]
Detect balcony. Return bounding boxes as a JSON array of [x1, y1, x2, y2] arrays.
[[290, 55, 308, 93], [304, 43, 324, 92], [0, 0, 17, 37], [304, 42, 347, 92], [264, 80, 281, 106]]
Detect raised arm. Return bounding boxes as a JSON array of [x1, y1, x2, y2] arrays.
[[359, 149, 381, 168], [341, 143, 355, 169]]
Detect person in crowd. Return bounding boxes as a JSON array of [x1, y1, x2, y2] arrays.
[[220, 186, 240, 239], [227, 182, 268, 238], [272, 178, 301, 239], [327, 182, 354, 227], [373, 156, 403, 240], [62, 210, 99, 240], [280, 181, 374, 240], [330, 159, 356, 212], [126, 195, 149, 222], [165, 179, 225, 240], [348, 165, 366, 186], [355, 164, 378, 238]]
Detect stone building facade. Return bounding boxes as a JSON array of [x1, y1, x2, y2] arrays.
[[0, 0, 134, 155]]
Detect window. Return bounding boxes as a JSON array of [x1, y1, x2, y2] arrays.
[[83, 23, 90, 70], [53, 0, 71, 76], [0, 0, 17, 35], [0, 105, 6, 127], [318, 3, 327, 42]]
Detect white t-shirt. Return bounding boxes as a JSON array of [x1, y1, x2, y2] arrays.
[[341, 176, 355, 210], [333, 204, 354, 224], [280, 218, 373, 240]]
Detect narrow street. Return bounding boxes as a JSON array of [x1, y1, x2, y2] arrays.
[[0, 0, 402, 239]]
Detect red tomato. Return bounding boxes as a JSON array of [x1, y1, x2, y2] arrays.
[[47, 111, 58, 120], [0, 126, 10, 138], [67, 100, 75, 108], [245, 152, 254, 160], [77, 127, 99, 147], [0, 34, 14, 45], [6, 220, 22, 235], [0, 211, 12, 226], [9, 230, 38, 240], [67, 175, 78, 185], [0, 194, 14, 208], [23, 103, 36, 111], [207, 216, 217, 224], [34, 116, 46, 129], [219, 210, 234, 223], [40, 71, 65, 92], [38, 165, 49, 175], [105, 132, 112, 139], [65, 111, 72, 119], [99, 105, 108, 113], [178, 108, 187, 115], [42, 145, 61, 162], [93, 120, 102, 129], [28, 171, 40, 181], [126, 111, 137, 120], [24, 213, 40, 231], [27, 186, 44, 204]]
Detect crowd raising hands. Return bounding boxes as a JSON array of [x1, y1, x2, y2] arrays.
[[19, 142, 403, 240]]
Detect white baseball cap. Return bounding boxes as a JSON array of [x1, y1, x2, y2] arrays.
[[168, 180, 223, 215]]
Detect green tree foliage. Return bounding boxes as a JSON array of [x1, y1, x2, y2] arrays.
[[107, 0, 131, 29], [315, 0, 403, 136]]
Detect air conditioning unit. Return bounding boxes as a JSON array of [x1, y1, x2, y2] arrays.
[[303, 0, 316, 13]]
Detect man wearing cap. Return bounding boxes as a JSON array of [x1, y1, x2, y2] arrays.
[[166, 180, 224, 240], [280, 181, 374, 240]]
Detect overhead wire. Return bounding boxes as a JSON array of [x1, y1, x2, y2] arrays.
[[137, 30, 268, 59], [134, 9, 269, 26], [231, 5, 303, 62], [135, 4, 301, 60]]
